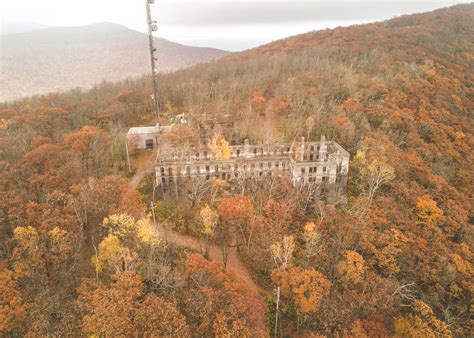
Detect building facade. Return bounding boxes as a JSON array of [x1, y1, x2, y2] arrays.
[[127, 124, 160, 150], [155, 136, 349, 203], [127, 114, 187, 150]]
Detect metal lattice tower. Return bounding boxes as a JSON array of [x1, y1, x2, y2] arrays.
[[146, 0, 160, 120]]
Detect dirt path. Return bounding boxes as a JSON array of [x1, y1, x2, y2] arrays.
[[128, 159, 263, 298], [154, 221, 259, 293], [130, 162, 154, 188], [264, 98, 276, 144], [129, 151, 156, 188]]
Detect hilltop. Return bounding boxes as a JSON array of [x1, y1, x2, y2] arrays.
[[0, 22, 229, 102]]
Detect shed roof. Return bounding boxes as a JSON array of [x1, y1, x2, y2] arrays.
[[127, 126, 159, 135]]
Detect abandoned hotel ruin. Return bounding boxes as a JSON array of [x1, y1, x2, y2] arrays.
[[127, 112, 350, 203], [155, 136, 350, 203]]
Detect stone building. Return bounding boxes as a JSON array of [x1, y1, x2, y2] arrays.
[[127, 124, 160, 150], [155, 136, 349, 203], [127, 114, 187, 150]]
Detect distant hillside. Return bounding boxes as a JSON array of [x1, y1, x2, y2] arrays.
[[0, 23, 229, 102], [0, 20, 49, 35]]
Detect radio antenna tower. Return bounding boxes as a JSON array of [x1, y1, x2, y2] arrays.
[[146, 0, 160, 120]]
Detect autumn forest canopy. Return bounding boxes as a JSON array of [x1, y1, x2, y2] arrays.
[[0, 4, 473, 337]]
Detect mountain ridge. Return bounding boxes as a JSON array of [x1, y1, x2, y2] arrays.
[[0, 22, 230, 102]]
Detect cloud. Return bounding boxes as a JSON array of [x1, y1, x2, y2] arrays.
[[154, 1, 468, 25], [2, 0, 470, 50]]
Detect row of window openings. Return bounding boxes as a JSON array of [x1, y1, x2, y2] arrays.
[[161, 171, 275, 183], [159, 163, 339, 177], [302, 167, 328, 174], [162, 173, 331, 183], [162, 174, 331, 185], [305, 177, 330, 183], [160, 161, 288, 176], [165, 143, 328, 160], [302, 153, 328, 161], [168, 146, 295, 161], [173, 151, 328, 161]]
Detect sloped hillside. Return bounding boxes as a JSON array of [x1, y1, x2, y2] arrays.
[[0, 22, 229, 102], [0, 4, 472, 337]]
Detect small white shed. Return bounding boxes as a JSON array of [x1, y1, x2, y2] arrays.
[[127, 124, 160, 150]]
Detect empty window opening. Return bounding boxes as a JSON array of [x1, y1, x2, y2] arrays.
[[146, 139, 154, 149]]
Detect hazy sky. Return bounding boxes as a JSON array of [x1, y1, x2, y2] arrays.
[[1, 0, 471, 51]]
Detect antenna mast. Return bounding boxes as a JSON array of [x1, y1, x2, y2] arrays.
[[146, 0, 160, 120]]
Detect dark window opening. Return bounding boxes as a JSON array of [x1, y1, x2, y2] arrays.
[[146, 139, 154, 149]]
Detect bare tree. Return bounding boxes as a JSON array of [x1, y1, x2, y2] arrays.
[[270, 235, 295, 268], [185, 176, 211, 208], [293, 180, 321, 215], [366, 161, 395, 203], [352, 151, 395, 204]]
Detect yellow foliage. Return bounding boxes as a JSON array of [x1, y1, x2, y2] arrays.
[[303, 222, 323, 258], [92, 234, 121, 273], [199, 205, 218, 237], [48, 227, 69, 243], [13, 226, 39, 244], [12, 226, 41, 279], [0, 118, 10, 130], [454, 131, 465, 140], [416, 197, 443, 227], [354, 150, 366, 162], [270, 235, 295, 268], [303, 222, 317, 237], [102, 214, 136, 238], [208, 135, 232, 160], [394, 300, 452, 338], [136, 219, 162, 246]]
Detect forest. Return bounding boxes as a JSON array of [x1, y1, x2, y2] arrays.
[[0, 4, 473, 337]]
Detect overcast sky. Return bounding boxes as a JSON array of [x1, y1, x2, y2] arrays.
[[1, 0, 471, 51]]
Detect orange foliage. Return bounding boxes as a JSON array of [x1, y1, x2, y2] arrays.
[[64, 125, 109, 154], [183, 254, 266, 336], [218, 195, 254, 222], [336, 250, 365, 287], [78, 272, 189, 336], [272, 266, 331, 315], [0, 268, 26, 335]]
